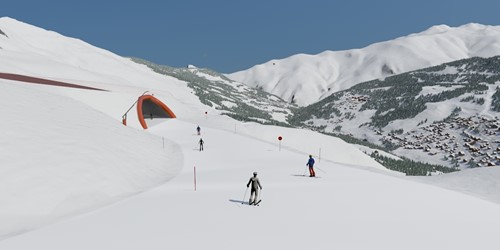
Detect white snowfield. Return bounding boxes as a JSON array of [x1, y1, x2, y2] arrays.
[[1, 17, 500, 250], [227, 23, 500, 106]]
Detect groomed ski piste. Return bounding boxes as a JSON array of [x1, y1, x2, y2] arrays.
[[1, 17, 500, 250]]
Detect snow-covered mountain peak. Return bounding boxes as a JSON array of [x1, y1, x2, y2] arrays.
[[418, 24, 452, 35], [407, 23, 497, 38], [0, 16, 184, 96], [0, 16, 108, 57], [0, 17, 24, 27], [227, 23, 500, 106], [0, 17, 103, 67], [0, 17, 66, 44], [459, 22, 492, 30]]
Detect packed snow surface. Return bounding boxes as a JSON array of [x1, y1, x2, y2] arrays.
[[0, 81, 182, 239], [1, 17, 500, 250]]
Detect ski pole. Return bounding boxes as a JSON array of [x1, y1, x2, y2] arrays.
[[303, 166, 308, 176], [241, 187, 249, 204]]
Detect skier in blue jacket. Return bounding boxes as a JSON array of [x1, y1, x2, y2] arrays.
[[306, 155, 316, 177]]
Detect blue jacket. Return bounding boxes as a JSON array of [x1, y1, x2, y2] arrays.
[[307, 158, 315, 167]]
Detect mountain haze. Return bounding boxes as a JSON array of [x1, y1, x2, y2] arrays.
[[227, 23, 500, 106]]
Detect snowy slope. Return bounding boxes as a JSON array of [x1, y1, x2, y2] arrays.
[[1, 17, 500, 250], [0, 80, 182, 239], [227, 23, 500, 106], [0, 17, 205, 128], [0, 16, 381, 239], [1, 119, 500, 250]]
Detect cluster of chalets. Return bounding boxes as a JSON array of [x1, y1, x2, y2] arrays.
[[381, 116, 500, 168]]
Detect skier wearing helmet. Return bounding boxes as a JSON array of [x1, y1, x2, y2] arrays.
[[246, 172, 262, 205]]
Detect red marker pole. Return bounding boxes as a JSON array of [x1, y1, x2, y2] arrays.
[[278, 136, 283, 152], [194, 166, 197, 191]]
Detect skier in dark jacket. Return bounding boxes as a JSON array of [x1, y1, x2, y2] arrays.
[[199, 138, 204, 151], [246, 172, 262, 205], [196, 125, 201, 135], [306, 155, 316, 177]]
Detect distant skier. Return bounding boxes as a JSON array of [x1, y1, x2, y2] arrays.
[[306, 155, 316, 177], [246, 172, 262, 205], [199, 138, 204, 151], [196, 125, 201, 135]]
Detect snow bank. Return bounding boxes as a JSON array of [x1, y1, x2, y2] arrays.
[[0, 81, 182, 239]]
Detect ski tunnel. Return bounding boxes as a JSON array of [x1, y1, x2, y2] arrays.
[[122, 94, 176, 129]]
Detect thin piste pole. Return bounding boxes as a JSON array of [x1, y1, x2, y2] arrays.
[[194, 166, 197, 191], [319, 148, 321, 163]]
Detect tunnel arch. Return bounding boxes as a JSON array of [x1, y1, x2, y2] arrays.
[[136, 95, 176, 129]]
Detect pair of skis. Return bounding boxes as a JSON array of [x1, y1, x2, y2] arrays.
[[242, 188, 262, 206], [249, 199, 262, 206]]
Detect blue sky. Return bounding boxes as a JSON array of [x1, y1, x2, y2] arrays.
[[3, 0, 500, 73]]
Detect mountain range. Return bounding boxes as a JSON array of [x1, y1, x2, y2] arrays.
[[227, 23, 500, 106], [0, 18, 500, 171], [126, 34, 500, 171]]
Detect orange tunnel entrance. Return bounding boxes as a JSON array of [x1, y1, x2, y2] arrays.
[[136, 95, 176, 129]]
